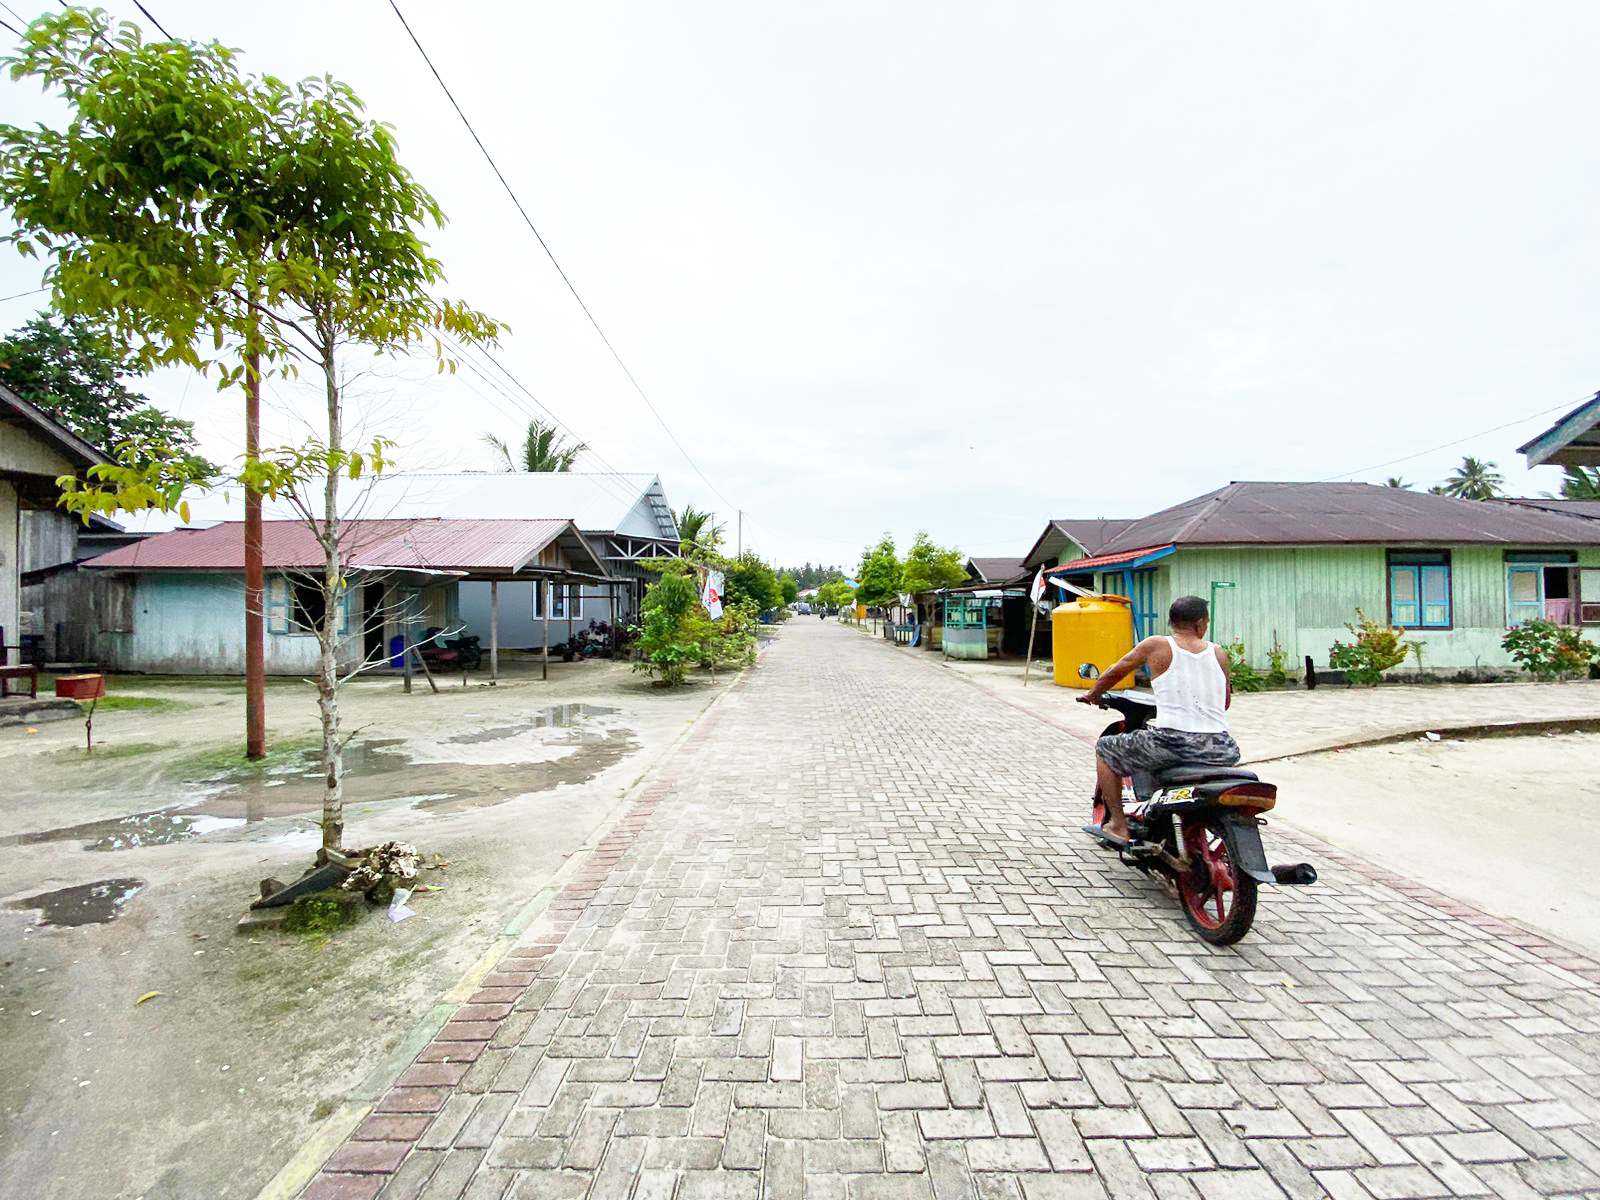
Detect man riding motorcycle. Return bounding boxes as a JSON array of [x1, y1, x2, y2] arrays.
[[1077, 595, 1240, 846]]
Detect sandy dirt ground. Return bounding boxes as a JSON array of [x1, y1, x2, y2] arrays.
[[1266, 730, 1600, 963], [0, 653, 731, 1200]]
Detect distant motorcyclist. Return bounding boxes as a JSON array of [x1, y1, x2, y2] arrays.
[[1077, 596, 1239, 845]]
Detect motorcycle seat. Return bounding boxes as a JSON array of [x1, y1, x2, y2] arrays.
[[1153, 765, 1260, 786]]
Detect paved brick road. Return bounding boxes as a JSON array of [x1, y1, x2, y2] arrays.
[[305, 620, 1600, 1200]]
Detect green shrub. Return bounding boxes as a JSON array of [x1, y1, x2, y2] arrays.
[[1329, 609, 1417, 685], [1221, 641, 1266, 692], [1502, 619, 1599, 681]]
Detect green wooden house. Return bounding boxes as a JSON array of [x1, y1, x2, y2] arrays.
[[1038, 482, 1600, 673]]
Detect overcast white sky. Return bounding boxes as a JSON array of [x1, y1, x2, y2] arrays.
[[3, 2, 1598, 567]]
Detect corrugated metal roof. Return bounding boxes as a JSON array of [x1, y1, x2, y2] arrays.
[[1088, 482, 1600, 554], [81, 518, 599, 575], [967, 557, 1027, 583]]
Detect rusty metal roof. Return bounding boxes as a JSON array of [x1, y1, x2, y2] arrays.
[[1049, 545, 1177, 574], [1085, 482, 1600, 553], [81, 518, 607, 576]]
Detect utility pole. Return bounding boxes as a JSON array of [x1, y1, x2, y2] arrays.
[[737, 510, 742, 557], [243, 317, 266, 759]]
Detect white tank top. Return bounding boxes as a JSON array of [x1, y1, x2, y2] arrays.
[[1152, 637, 1229, 733]]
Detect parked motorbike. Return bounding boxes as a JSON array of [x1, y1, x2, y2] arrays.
[[558, 620, 617, 662], [1081, 676, 1315, 945], [420, 627, 483, 671]]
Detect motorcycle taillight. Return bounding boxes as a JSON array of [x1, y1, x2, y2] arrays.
[[1218, 782, 1277, 810]]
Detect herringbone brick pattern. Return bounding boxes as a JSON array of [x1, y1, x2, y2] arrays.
[[306, 621, 1600, 1200]]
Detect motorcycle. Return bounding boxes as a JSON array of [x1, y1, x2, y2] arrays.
[[1081, 677, 1315, 945], [420, 627, 483, 671], [558, 620, 617, 662]]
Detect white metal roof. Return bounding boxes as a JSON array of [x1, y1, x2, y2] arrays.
[[158, 472, 679, 540]]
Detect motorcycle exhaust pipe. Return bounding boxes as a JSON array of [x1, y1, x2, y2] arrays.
[[1271, 863, 1318, 886]]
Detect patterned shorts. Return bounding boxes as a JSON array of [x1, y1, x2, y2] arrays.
[[1095, 726, 1241, 779]]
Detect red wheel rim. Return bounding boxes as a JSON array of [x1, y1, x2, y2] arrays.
[[1180, 823, 1239, 930]]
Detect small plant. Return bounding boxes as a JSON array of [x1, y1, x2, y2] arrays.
[[1266, 634, 1290, 688], [1222, 641, 1266, 693], [1329, 609, 1418, 686], [1502, 619, 1599, 681], [282, 891, 363, 935]]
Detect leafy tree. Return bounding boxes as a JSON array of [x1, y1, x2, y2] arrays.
[[900, 530, 967, 595], [723, 550, 782, 613], [0, 311, 213, 474], [1382, 477, 1412, 490], [674, 504, 724, 556], [633, 561, 703, 686], [3, 10, 499, 851], [1438, 456, 1504, 501], [779, 574, 799, 605], [481, 417, 585, 472], [816, 578, 856, 610], [855, 533, 901, 608]]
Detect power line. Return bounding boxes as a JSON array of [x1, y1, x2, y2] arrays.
[[1318, 395, 1582, 482], [128, 0, 171, 39], [430, 333, 644, 512], [0, 285, 49, 305], [383, 0, 735, 512]]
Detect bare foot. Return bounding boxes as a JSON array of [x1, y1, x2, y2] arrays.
[[1104, 818, 1130, 842]]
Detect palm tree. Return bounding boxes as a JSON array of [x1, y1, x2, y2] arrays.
[[1558, 466, 1600, 500], [1438, 456, 1504, 501], [1383, 477, 1412, 489], [481, 418, 587, 472], [674, 504, 724, 553]]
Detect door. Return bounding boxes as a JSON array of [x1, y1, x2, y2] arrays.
[[363, 583, 386, 663]]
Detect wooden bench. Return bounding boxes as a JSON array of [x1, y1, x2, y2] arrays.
[[0, 663, 40, 699]]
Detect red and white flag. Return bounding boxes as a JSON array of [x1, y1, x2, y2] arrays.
[[1030, 566, 1046, 605], [701, 568, 725, 620]]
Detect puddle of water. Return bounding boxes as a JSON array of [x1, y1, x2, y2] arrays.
[[7, 704, 638, 850], [10, 878, 145, 926], [0, 810, 245, 851], [442, 704, 617, 744]]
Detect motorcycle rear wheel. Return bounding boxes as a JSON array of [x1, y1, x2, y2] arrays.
[[1177, 818, 1257, 945]]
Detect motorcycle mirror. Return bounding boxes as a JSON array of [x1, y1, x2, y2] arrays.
[[1077, 663, 1100, 680]]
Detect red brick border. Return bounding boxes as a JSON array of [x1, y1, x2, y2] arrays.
[[1268, 822, 1600, 986], [297, 670, 757, 1200]]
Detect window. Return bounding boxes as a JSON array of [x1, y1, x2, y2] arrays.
[[532, 584, 580, 620], [266, 575, 348, 636], [290, 581, 327, 633], [1505, 551, 1585, 626], [1388, 551, 1451, 629]]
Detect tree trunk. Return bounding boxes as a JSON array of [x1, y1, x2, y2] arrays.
[[317, 334, 344, 852]]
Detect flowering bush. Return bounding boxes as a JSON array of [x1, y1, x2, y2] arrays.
[[1329, 610, 1416, 685], [1502, 619, 1599, 681]]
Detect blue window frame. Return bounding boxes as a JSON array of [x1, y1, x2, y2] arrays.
[[1388, 551, 1451, 629]]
